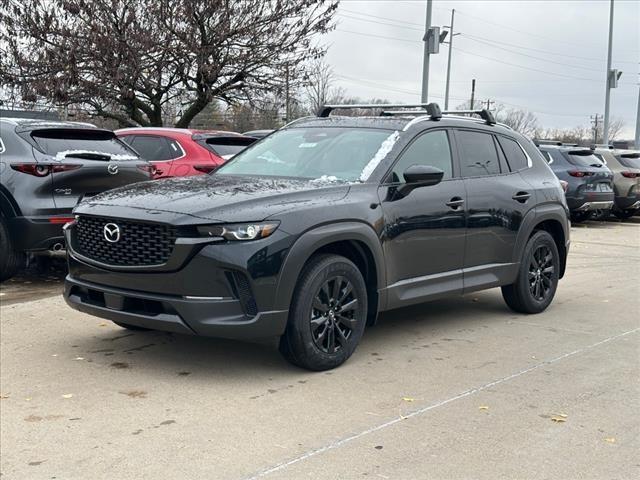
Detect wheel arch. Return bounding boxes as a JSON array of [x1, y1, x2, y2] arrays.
[[0, 185, 21, 219], [514, 204, 569, 279], [273, 222, 385, 324]]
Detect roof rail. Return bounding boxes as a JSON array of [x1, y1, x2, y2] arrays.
[[318, 102, 499, 126], [589, 143, 614, 150]]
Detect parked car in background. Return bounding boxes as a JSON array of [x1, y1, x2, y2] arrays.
[[591, 147, 640, 219], [242, 129, 274, 139], [116, 128, 256, 178], [64, 103, 569, 370], [0, 118, 152, 281], [537, 142, 614, 222]]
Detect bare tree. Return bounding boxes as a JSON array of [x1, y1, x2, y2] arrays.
[[303, 59, 346, 114], [0, 0, 337, 127]]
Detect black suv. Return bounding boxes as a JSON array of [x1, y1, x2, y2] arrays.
[[0, 118, 152, 281], [64, 104, 570, 370]]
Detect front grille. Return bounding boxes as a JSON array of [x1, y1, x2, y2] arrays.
[[75, 215, 177, 266]]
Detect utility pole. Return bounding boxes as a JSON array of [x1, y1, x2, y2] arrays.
[[483, 99, 495, 111], [470, 79, 476, 110], [444, 9, 456, 110], [591, 114, 602, 144], [603, 0, 615, 144], [420, 0, 433, 103]]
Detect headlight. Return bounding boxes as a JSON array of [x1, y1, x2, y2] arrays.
[[197, 222, 279, 241]]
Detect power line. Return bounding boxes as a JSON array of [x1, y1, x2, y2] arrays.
[[451, 46, 603, 82], [460, 35, 604, 73], [341, 6, 640, 61], [337, 13, 423, 32], [461, 33, 639, 65], [455, 9, 640, 55]]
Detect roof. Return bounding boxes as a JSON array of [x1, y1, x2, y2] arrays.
[[115, 127, 243, 137], [289, 114, 513, 133], [1, 117, 96, 130]]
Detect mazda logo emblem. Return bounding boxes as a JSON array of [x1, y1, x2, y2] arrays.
[[107, 163, 118, 175], [103, 223, 121, 243]]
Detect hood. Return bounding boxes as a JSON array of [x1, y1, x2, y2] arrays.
[[75, 174, 351, 223]]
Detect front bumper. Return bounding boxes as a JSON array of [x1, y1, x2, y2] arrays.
[[64, 275, 288, 339], [63, 223, 295, 340]]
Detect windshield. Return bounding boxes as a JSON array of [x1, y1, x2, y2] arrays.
[[31, 129, 138, 159], [216, 127, 395, 181], [618, 153, 640, 169]]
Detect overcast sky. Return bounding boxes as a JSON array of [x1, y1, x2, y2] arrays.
[[322, 0, 639, 137]]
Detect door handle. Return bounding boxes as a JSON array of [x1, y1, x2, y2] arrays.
[[512, 191, 531, 203], [446, 196, 465, 209]]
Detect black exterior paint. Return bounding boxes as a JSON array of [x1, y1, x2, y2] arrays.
[[64, 115, 570, 340]]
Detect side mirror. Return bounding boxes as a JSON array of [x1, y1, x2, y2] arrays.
[[403, 165, 444, 186], [394, 165, 444, 198]]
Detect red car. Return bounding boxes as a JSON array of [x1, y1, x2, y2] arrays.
[[115, 128, 256, 178]]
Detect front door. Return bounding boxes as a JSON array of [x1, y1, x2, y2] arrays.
[[379, 129, 466, 308], [454, 129, 534, 291]]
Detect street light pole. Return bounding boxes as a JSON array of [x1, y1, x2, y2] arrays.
[[444, 9, 455, 110], [420, 0, 433, 103], [603, 0, 615, 145]]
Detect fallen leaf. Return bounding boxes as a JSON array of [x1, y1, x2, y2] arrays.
[[0, 394, 9, 399], [51, 354, 58, 357], [402, 397, 415, 402], [74, 357, 85, 361], [551, 416, 566, 423], [478, 405, 489, 410], [604, 437, 616, 443], [61, 394, 74, 399], [99, 323, 108, 327]]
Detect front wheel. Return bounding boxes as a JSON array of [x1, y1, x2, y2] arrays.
[[279, 254, 368, 371], [502, 230, 560, 314]]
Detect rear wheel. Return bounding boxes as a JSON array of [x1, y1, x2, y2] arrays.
[[279, 254, 368, 371], [112, 321, 151, 331], [570, 211, 590, 223], [502, 230, 559, 314], [613, 209, 636, 220], [0, 216, 25, 282]]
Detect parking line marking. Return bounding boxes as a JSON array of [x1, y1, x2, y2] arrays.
[[244, 327, 640, 479]]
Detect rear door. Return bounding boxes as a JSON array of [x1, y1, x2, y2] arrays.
[[29, 128, 150, 212], [454, 129, 534, 291]]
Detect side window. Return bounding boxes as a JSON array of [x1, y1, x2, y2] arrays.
[[130, 135, 175, 161], [167, 139, 184, 159], [120, 135, 135, 146], [457, 130, 501, 177], [389, 130, 453, 183], [539, 150, 553, 164], [498, 136, 529, 171]]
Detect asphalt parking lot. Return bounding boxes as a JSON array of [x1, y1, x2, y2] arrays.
[[1, 218, 639, 480]]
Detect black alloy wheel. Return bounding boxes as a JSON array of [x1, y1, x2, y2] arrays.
[[310, 276, 359, 354]]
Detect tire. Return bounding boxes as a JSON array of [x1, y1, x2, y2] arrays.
[[570, 211, 590, 223], [0, 216, 25, 282], [279, 254, 368, 371], [502, 230, 560, 314], [613, 209, 636, 220], [112, 321, 151, 331]]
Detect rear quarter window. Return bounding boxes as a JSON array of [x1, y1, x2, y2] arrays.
[[497, 136, 529, 171]]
